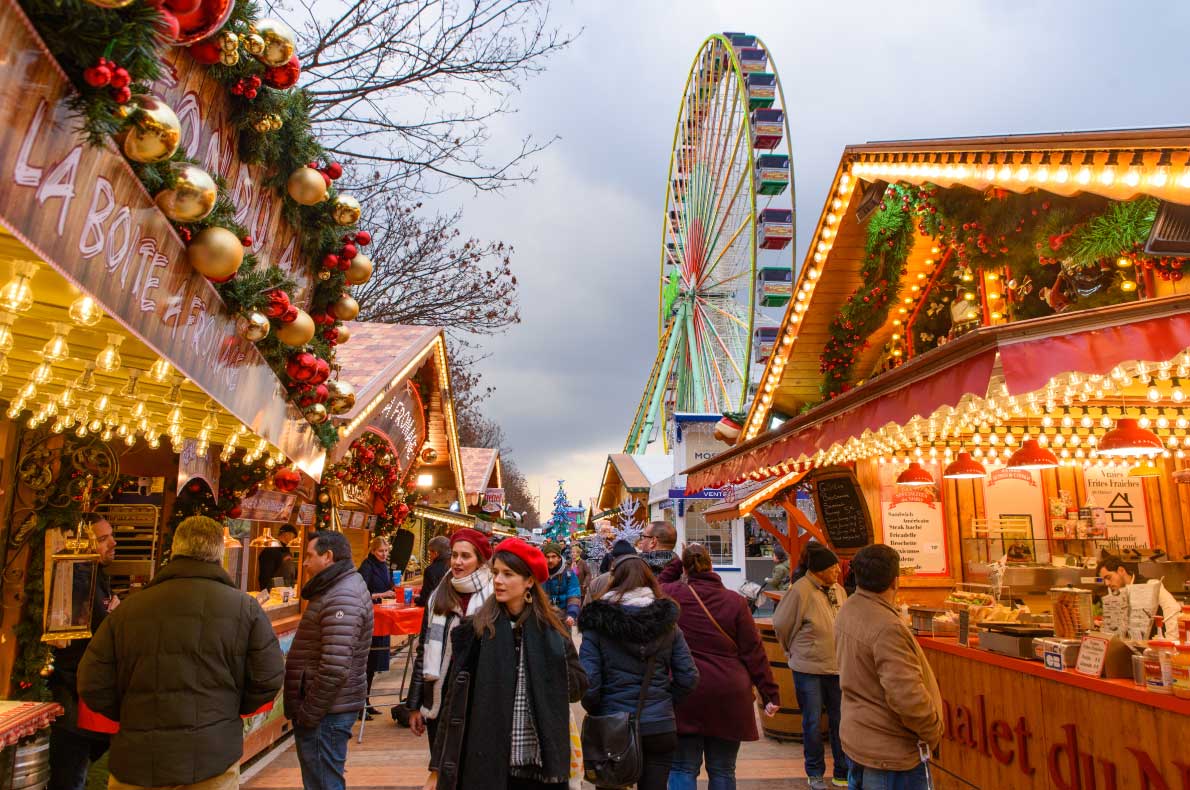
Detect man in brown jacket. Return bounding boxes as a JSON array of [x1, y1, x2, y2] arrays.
[[772, 542, 849, 789], [285, 530, 373, 790], [834, 544, 943, 790]]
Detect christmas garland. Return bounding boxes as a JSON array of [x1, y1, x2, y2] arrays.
[[316, 432, 417, 534], [819, 184, 1171, 400], [19, 0, 374, 448]]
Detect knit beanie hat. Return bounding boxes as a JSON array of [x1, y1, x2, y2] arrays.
[[805, 542, 839, 574], [542, 541, 564, 558], [495, 538, 549, 583], [450, 528, 493, 561]]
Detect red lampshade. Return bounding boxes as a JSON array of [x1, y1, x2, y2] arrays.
[[1006, 438, 1059, 470], [943, 451, 987, 479], [896, 461, 935, 486], [1097, 418, 1164, 458]]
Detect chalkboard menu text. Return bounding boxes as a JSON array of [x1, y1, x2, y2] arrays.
[[811, 469, 873, 550]]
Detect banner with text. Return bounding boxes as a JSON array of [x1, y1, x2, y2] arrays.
[[877, 461, 949, 576]]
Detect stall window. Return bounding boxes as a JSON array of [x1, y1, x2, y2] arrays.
[[685, 504, 734, 565]]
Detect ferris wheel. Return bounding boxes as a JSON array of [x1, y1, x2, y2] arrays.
[[624, 32, 796, 454]]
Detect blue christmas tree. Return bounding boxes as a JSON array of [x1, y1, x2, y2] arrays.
[[546, 480, 573, 539]]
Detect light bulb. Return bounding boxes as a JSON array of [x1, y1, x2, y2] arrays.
[[41, 323, 71, 363], [116, 424, 128, 438], [1148, 384, 1161, 402], [1098, 166, 1115, 186], [0, 353, 7, 377], [18, 382, 36, 400], [74, 364, 95, 392], [100, 428, 113, 442], [124, 433, 137, 447], [74, 424, 88, 438], [1123, 167, 1141, 188], [43, 401, 57, 418], [1121, 279, 1138, 293], [0, 312, 13, 353], [130, 400, 147, 419], [31, 362, 53, 385], [1054, 165, 1070, 184], [1150, 167, 1170, 188], [93, 393, 110, 414], [168, 405, 184, 424], [88, 418, 102, 432], [95, 334, 124, 373], [1075, 166, 1092, 185], [59, 388, 76, 408], [149, 359, 172, 383], [1173, 388, 1185, 403], [0, 262, 36, 313], [68, 295, 103, 327]]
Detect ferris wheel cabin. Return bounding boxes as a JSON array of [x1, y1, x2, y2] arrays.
[[758, 208, 794, 250], [746, 73, 776, 110], [755, 154, 790, 196], [752, 109, 784, 150], [757, 268, 793, 307], [753, 326, 780, 362]]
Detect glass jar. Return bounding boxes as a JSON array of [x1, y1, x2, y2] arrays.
[[1180, 605, 1190, 644], [1173, 644, 1190, 700], [1144, 641, 1176, 694]]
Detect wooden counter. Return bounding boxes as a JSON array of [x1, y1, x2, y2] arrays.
[[242, 603, 302, 763], [919, 637, 1190, 790]]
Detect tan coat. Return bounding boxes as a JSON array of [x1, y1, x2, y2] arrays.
[[834, 589, 944, 772], [772, 573, 846, 675]]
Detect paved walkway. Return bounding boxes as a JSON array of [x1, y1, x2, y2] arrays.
[[244, 637, 828, 789]]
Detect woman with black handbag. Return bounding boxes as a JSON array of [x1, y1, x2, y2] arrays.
[[424, 538, 585, 790], [658, 544, 780, 789], [578, 555, 699, 789]]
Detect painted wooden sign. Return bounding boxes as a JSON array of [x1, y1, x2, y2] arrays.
[[0, 0, 323, 474]]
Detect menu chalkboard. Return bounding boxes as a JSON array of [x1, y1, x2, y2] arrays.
[[810, 469, 873, 550]]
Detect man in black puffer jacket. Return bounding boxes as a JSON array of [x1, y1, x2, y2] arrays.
[[79, 516, 283, 790], [285, 530, 373, 790]]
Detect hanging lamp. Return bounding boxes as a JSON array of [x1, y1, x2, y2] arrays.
[[896, 461, 934, 486], [1006, 438, 1059, 470], [943, 451, 987, 479], [1097, 418, 1164, 458], [1128, 460, 1162, 478], [249, 527, 283, 548]]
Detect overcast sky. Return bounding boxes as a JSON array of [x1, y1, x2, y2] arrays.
[[436, 0, 1190, 512]]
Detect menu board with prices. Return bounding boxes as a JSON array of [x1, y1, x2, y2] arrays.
[[876, 462, 950, 577], [810, 469, 873, 550]]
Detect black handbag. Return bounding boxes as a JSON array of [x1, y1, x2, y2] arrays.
[[580, 636, 667, 788]]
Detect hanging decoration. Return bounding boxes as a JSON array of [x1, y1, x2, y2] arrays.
[[316, 433, 420, 534], [154, 163, 217, 222]]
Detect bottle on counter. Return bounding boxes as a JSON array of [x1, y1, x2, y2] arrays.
[[1144, 640, 1177, 694], [1172, 644, 1190, 700]]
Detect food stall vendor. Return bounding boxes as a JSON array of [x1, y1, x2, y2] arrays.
[[1098, 555, 1181, 640]]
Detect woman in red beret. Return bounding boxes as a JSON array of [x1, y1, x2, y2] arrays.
[[425, 538, 587, 790], [408, 528, 495, 745]]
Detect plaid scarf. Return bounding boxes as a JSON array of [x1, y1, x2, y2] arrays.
[[509, 624, 542, 771]]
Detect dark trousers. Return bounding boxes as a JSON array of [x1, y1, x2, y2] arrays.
[[49, 725, 109, 790], [794, 671, 848, 781], [669, 734, 741, 789], [639, 731, 678, 790], [294, 711, 357, 790], [848, 762, 930, 790], [425, 716, 438, 747], [507, 778, 566, 789]]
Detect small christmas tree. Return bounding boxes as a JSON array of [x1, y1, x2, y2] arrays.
[[546, 480, 574, 539]]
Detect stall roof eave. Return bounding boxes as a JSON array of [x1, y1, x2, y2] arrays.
[[685, 294, 1190, 492], [460, 447, 500, 502]]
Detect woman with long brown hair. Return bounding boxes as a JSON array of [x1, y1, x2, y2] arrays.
[[578, 554, 699, 789], [425, 538, 586, 790], [407, 529, 493, 744]]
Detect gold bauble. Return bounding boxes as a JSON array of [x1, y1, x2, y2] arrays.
[[331, 195, 361, 226], [329, 294, 360, 321], [122, 95, 181, 164], [219, 31, 239, 51], [345, 253, 373, 285], [219, 49, 239, 66], [155, 163, 217, 222], [254, 19, 297, 67], [236, 311, 271, 342], [335, 325, 351, 345], [244, 33, 265, 56], [304, 403, 329, 425], [275, 309, 315, 347], [318, 491, 331, 504], [287, 167, 328, 206], [325, 379, 357, 415], [317, 270, 331, 281], [187, 227, 244, 282], [83, 0, 133, 8]]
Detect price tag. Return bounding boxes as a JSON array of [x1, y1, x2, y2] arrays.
[[1044, 649, 1066, 671], [1075, 634, 1110, 677], [958, 609, 971, 646]]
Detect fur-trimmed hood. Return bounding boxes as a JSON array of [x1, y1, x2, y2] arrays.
[[579, 597, 679, 657]]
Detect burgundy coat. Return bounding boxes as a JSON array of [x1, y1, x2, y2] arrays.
[[659, 558, 779, 741]]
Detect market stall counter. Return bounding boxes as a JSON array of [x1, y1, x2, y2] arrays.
[[918, 636, 1190, 790]]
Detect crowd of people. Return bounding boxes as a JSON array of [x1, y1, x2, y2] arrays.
[[49, 514, 951, 790]]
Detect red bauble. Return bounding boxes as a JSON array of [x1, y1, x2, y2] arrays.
[[325, 162, 343, 180], [111, 86, 132, 104], [273, 467, 301, 493], [264, 289, 290, 318], [314, 383, 330, 402], [311, 358, 331, 384], [164, 0, 201, 13], [286, 352, 319, 382], [340, 243, 357, 260], [227, 505, 243, 519], [281, 305, 299, 323], [323, 327, 339, 344], [313, 311, 336, 326], [109, 68, 131, 89], [354, 231, 371, 246], [83, 64, 112, 87], [174, 0, 235, 46], [322, 253, 340, 270], [189, 38, 222, 65], [156, 10, 180, 42], [187, 481, 202, 493]]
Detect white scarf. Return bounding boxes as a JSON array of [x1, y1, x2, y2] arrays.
[[603, 587, 656, 607], [420, 567, 492, 718]]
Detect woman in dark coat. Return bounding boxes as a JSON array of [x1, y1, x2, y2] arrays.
[[358, 536, 395, 718], [659, 544, 780, 790], [426, 538, 586, 790], [579, 555, 699, 790]]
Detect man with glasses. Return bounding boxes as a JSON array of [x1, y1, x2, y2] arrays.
[[638, 521, 678, 574]]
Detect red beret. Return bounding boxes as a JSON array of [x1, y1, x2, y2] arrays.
[[450, 528, 493, 561], [494, 538, 549, 583]]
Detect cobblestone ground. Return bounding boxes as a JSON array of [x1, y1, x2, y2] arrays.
[[243, 639, 831, 789]]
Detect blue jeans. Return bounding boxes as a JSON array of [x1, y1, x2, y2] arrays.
[[294, 711, 358, 790], [793, 672, 847, 781], [847, 762, 929, 790], [668, 734, 741, 790]]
